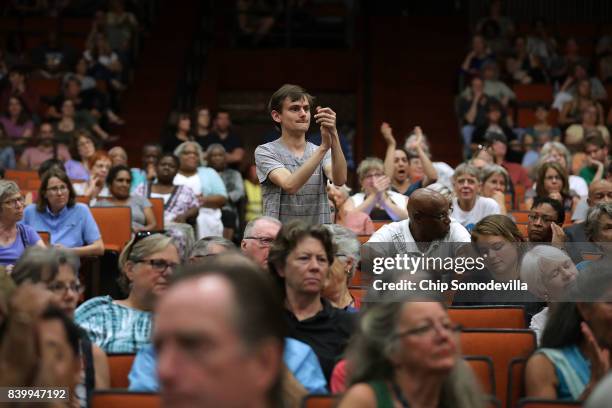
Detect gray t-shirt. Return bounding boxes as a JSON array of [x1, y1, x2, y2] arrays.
[[96, 195, 152, 229], [255, 138, 332, 224]]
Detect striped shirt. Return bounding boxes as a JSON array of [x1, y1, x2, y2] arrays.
[[255, 138, 332, 224], [75, 296, 152, 354]]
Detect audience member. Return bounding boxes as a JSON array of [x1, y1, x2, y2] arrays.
[[207, 143, 245, 239], [66, 130, 98, 180], [452, 163, 500, 231], [163, 113, 192, 153], [488, 133, 531, 188], [471, 102, 516, 147], [559, 79, 605, 127], [525, 18, 557, 68], [105, 0, 139, 55], [404, 132, 455, 190], [18, 122, 71, 170], [0, 67, 39, 114], [0, 180, 44, 267], [0, 124, 16, 171], [382, 123, 437, 196], [505, 35, 549, 84], [23, 169, 104, 256], [480, 164, 510, 215], [63, 58, 97, 91], [255, 84, 347, 224], [187, 236, 236, 262], [527, 196, 566, 243], [241, 215, 282, 269], [322, 224, 361, 311], [339, 296, 484, 408], [76, 233, 179, 353], [458, 76, 500, 156], [521, 245, 579, 343], [192, 106, 211, 146], [268, 220, 355, 381], [526, 161, 578, 216], [53, 98, 111, 144], [134, 153, 198, 258], [95, 165, 157, 232], [131, 143, 162, 188], [327, 183, 374, 235], [584, 203, 612, 256], [477, 61, 516, 106], [83, 33, 124, 89], [73, 150, 112, 200], [525, 264, 612, 401], [173, 141, 227, 238], [204, 110, 245, 167], [30, 31, 77, 78], [0, 95, 34, 144], [540, 142, 589, 198], [460, 34, 494, 77], [566, 106, 610, 149], [524, 103, 562, 143], [578, 132, 609, 184], [244, 163, 263, 222], [346, 157, 408, 221]]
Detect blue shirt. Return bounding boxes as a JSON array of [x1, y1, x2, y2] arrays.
[[129, 338, 328, 394], [23, 203, 101, 248], [0, 224, 40, 265]]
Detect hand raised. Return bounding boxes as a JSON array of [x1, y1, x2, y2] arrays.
[[374, 175, 391, 193], [381, 122, 395, 145], [550, 222, 567, 245]]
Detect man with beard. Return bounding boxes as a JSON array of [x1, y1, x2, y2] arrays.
[[18, 123, 71, 170], [527, 196, 565, 243]]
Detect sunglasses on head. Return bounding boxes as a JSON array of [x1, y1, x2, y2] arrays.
[[126, 230, 167, 261]]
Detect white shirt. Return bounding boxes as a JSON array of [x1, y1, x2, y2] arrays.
[[569, 175, 588, 199], [451, 196, 500, 231], [530, 306, 548, 346], [433, 161, 455, 190], [174, 173, 202, 195]]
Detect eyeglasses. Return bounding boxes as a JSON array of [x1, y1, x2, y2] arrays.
[[544, 175, 562, 181], [2, 196, 25, 208], [243, 236, 275, 247], [395, 322, 463, 338], [528, 214, 557, 224], [47, 185, 68, 194], [48, 281, 84, 295], [136, 259, 178, 274], [363, 173, 384, 179]]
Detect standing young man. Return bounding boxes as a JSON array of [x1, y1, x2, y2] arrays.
[[255, 84, 347, 224]]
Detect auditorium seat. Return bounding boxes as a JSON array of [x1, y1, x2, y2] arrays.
[[513, 84, 553, 104], [372, 220, 390, 231], [5, 170, 40, 190], [92, 391, 159, 408], [516, 223, 529, 237], [517, 398, 581, 408], [90, 206, 132, 252], [506, 358, 527, 408], [465, 355, 496, 395], [449, 306, 526, 330], [149, 197, 165, 230], [302, 394, 338, 408], [107, 353, 136, 388], [511, 211, 530, 224], [37, 231, 51, 246]]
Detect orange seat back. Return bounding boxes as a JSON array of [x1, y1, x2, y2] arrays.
[[507, 358, 527, 408], [449, 306, 526, 330], [107, 353, 136, 388], [465, 356, 495, 395], [149, 197, 164, 230], [511, 211, 530, 224], [357, 235, 370, 244], [461, 330, 536, 408], [92, 391, 160, 408], [90, 206, 132, 252], [5, 170, 40, 190], [302, 394, 338, 408], [37, 231, 51, 246], [516, 223, 529, 237], [372, 220, 389, 231]]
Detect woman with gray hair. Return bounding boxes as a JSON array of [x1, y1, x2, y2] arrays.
[[539, 141, 588, 198], [339, 296, 485, 408], [322, 224, 362, 311], [0, 180, 44, 267], [480, 164, 511, 214], [75, 232, 180, 353], [584, 202, 612, 252], [520, 245, 578, 344], [173, 141, 228, 239]]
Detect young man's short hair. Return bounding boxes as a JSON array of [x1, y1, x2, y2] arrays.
[[584, 132, 607, 150], [268, 84, 315, 131]]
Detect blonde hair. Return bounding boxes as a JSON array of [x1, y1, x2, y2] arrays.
[[356, 157, 384, 181]]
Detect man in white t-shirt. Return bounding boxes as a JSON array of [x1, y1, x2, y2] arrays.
[[368, 189, 471, 255], [451, 163, 500, 231]]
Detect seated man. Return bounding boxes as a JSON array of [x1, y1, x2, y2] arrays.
[[18, 123, 71, 170], [451, 163, 500, 231], [240, 216, 282, 270], [527, 196, 565, 243]]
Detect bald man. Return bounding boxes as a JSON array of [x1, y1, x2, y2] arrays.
[[565, 179, 612, 262], [368, 189, 470, 254]]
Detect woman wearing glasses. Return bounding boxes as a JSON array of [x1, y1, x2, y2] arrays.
[[0, 180, 44, 267], [525, 161, 579, 217], [75, 233, 179, 353], [338, 296, 484, 408], [11, 247, 110, 407], [23, 169, 104, 257]]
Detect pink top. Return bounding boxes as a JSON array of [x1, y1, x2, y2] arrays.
[[20, 144, 71, 170], [339, 211, 375, 235], [0, 117, 34, 139]]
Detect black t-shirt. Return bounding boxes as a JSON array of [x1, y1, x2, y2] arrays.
[[195, 132, 243, 153], [283, 298, 356, 381]]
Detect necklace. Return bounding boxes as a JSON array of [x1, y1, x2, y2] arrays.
[[391, 381, 410, 408]]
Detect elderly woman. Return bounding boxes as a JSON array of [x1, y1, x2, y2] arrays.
[[339, 296, 484, 408], [322, 224, 361, 311], [95, 165, 156, 232], [327, 182, 374, 235], [540, 141, 588, 198], [173, 141, 227, 238], [0, 181, 44, 266], [345, 157, 408, 221], [452, 163, 500, 231], [73, 150, 112, 201], [75, 232, 180, 353], [525, 161, 579, 216], [268, 220, 355, 381], [480, 164, 511, 215], [11, 247, 110, 406], [207, 143, 244, 239], [23, 169, 104, 256], [525, 264, 612, 401], [187, 236, 236, 262], [134, 153, 199, 257], [521, 245, 578, 343]]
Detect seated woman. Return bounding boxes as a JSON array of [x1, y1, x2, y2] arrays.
[[11, 247, 110, 404], [75, 233, 179, 353], [64, 129, 98, 182], [95, 165, 156, 233], [521, 245, 578, 343], [345, 157, 408, 221], [327, 182, 374, 235], [525, 263, 612, 401], [451, 163, 500, 231], [322, 224, 362, 312], [163, 113, 193, 153], [540, 141, 588, 198], [73, 150, 112, 201], [268, 220, 355, 381], [559, 79, 605, 127], [0, 181, 44, 267], [0, 96, 34, 147], [173, 141, 227, 239], [23, 169, 104, 257], [134, 153, 199, 258], [525, 162, 579, 217], [381, 123, 437, 196], [0, 124, 16, 171], [53, 99, 110, 145], [338, 295, 484, 408], [480, 164, 511, 215]]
